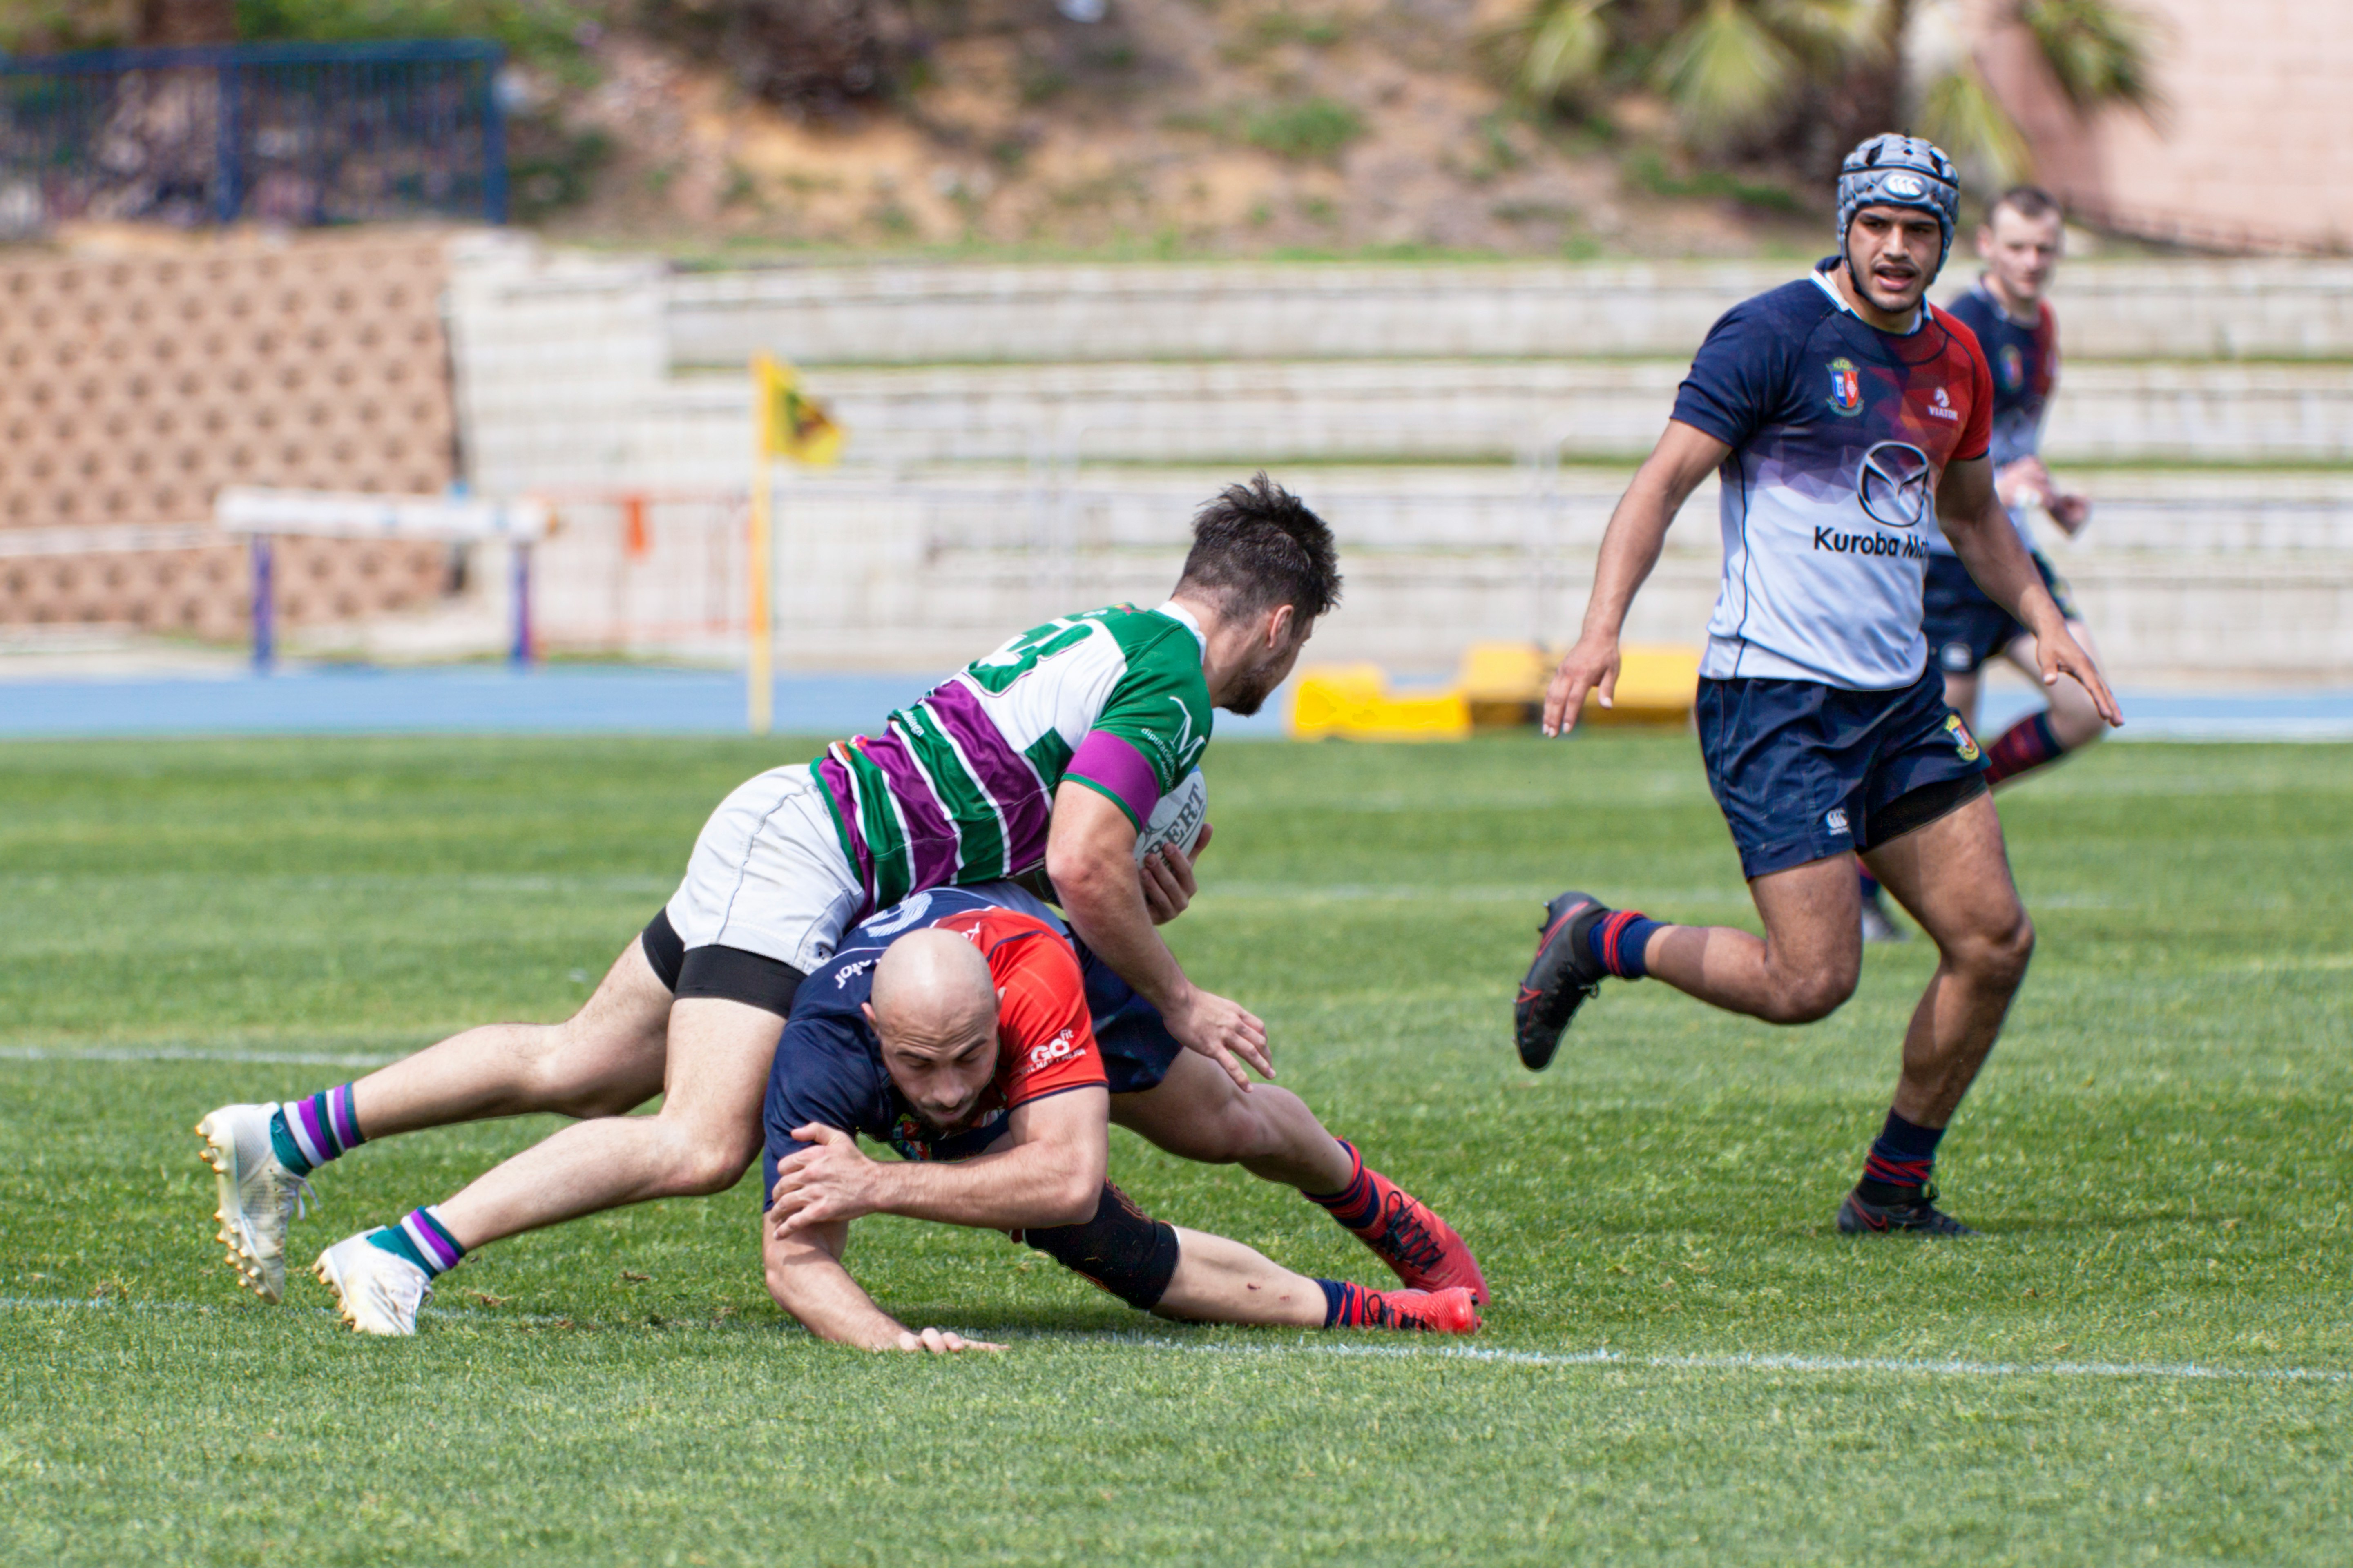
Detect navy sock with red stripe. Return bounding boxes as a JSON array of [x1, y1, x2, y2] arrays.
[[1586, 909, 1663, 980], [1985, 710, 2065, 785], [1303, 1140, 1382, 1231], [1857, 1109, 1944, 1202], [1320, 1279, 1377, 1327]]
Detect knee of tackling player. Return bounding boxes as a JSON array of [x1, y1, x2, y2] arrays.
[[1016, 1181, 1181, 1311]]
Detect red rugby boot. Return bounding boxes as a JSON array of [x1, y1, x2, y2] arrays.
[[1361, 1285, 1482, 1335], [1320, 1142, 1490, 1305]]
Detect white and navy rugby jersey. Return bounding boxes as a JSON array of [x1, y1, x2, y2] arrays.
[[1925, 278, 2060, 555], [1671, 260, 1994, 689]]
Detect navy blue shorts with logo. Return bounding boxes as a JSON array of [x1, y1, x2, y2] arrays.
[[1076, 941, 1185, 1095], [1694, 664, 1990, 879], [1924, 549, 2081, 677]]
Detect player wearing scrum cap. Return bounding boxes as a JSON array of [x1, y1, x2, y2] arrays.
[[1516, 136, 2119, 1237], [196, 475, 1341, 1327]]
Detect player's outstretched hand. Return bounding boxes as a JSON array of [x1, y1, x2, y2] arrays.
[[1164, 986, 1272, 1090], [1542, 633, 1620, 738], [2039, 625, 2123, 728], [1139, 823, 1210, 925], [891, 1327, 1006, 1354], [770, 1124, 886, 1236]]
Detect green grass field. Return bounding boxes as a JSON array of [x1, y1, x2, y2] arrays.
[[3, 732, 2349, 1565]]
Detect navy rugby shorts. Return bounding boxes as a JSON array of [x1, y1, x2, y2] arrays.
[[1076, 943, 1185, 1095], [1695, 665, 1989, 879], [1924, 550, 2081, 677]]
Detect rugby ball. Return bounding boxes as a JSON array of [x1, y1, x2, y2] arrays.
[[1134, 768, 1208, 866]]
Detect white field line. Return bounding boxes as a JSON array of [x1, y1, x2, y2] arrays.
[[3, 1296, 2345, 1388], [1021, 1332, 2353, 1387]]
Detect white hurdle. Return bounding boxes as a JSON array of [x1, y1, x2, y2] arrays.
[[214, 486, 554, 672]]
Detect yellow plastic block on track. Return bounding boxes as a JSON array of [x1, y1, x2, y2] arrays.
[[1288, 664, 1471, 741], [1579, 644, 1701, 727]]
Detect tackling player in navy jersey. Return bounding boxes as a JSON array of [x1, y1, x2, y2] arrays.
[[1517, 136, 2119, 1236], [760, 884, 1484, 1347]]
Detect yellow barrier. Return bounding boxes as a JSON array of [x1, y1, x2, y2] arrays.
[[1288, 664, 1471, 741], [1288, 645, 1698, 739], [1579, 644, 1702, 726]]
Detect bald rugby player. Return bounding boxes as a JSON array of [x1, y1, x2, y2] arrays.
[[197, 475, 1342, 1333], [761, 887, 1485, 1348]]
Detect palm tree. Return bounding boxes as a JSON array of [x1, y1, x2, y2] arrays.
[[1503, 0, 2161, 185]]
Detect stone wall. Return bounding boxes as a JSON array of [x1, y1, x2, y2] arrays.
[[0, 231, 459, 637]]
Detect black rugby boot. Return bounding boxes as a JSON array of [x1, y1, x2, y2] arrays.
[[1514, 890, 1613, 1071], [1835, 1183, 1978, 1237]]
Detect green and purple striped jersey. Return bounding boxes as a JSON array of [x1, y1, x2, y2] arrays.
[[815, 603, 1214, 917]]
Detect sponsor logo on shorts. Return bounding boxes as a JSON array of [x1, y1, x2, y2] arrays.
[[1826, 808, 1851, 836], [1945, 713, 1981, 763], [1939, 640, 1975, 673], [1926, 386, 1959, 422], [1028, 1028, 1081, 1072], [1826, 357, 1863, 417]]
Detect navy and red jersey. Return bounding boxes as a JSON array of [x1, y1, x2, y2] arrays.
[[759, 888, 1109, 1207], [1671, 260, 1995, 690], [1936, 279, 2060, 554]]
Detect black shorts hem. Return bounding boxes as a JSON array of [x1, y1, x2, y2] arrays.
[[640, 909, 685, 992], [1861, 772, 1989, 852], [676, 944, 807, 1017]]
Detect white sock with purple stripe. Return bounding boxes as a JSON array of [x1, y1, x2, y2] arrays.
[[366, 1205, 466, 1278], [268, 1084, 365, 1176]]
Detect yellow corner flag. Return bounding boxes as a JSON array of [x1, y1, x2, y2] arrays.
[[757, 354, 846, 467], [747, 355, 846, 736]]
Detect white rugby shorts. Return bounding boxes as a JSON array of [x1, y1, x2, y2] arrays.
[[663, 763, 865, 977]]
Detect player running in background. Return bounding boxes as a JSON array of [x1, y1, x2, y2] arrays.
[[1859, 186, 2109, 941], [1517, 136, 2119, 1236], [197, 475, 1340, 1316], [755, 888, 1482, 1349]]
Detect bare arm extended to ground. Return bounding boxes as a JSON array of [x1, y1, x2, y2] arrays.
[[766, 1088, 1110, 1238], [1543, 420, 1731, 736]]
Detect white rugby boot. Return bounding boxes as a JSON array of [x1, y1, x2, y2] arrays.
[[195, 1102, 315, 1304], [315, 1231, 431, 1336]]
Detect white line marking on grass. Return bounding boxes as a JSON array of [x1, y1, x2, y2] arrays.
[[4, 1298, 2345, 1387], [0, 1047, 398, 1068], [1018, 1331, 2353, 1387]]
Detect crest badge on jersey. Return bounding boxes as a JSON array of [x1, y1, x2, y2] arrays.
[[1826, 357, 1863, 417], [1999, 343, 2024, 391], [1944, 713, 1982, 763]]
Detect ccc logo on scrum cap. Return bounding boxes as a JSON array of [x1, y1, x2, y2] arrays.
[[1857, 440, 1932, 529]]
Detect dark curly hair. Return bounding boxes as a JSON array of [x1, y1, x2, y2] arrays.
[[1175, 473, 1342, 623]]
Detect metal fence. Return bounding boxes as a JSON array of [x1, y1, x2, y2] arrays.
[[0, 39, 506, 232]]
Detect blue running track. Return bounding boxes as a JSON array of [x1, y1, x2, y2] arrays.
[[0, 666, 1299, 739]]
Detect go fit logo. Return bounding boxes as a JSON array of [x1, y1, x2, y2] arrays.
[[1027, 1029, 1082, 1073]]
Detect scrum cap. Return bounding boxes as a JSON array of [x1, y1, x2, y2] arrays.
[[1837, 134, 1961, 276]]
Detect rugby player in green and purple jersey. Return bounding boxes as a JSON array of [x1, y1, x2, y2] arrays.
[[194, 474, 1340, 1333]]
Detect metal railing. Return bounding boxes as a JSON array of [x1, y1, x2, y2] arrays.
[[0, 39, 506, 231]]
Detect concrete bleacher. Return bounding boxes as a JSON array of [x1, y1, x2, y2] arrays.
[[446, 237, 2353, 682]]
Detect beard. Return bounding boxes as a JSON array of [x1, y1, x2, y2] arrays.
[[1219, 663, 1281, 716]]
